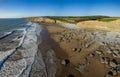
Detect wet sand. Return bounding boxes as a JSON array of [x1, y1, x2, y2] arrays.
[[39, 23, 83, 77]]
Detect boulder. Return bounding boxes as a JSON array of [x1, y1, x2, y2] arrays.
[[75, 64, 86, 72], [65, 74, 75, 77], [113, 53, 118, 57], [72, 48, 80, 52], [100, 57, 110, 64], [104, 57, 110, 65], [96, 51, 103, 55], [116, 66, 120, 73], [111, 69, 118, 76], [113, 50, 119, 54], [106, 71, 113, 77], [106, 50, 112, 54], [89, 53, 95, 57], [61, 60, 66, 65], [61, 59, 70, 66], [109, 59, 118, 67], [100, 57, 105, 63], [112, 50, 120, 58]]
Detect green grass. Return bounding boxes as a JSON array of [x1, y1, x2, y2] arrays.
[[99, 18, 119, 22], [25, 16, 120, 23], [45, 16, 113, 23]]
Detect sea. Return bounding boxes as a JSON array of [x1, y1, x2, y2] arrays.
[[0, 19, 28, 51], [0, 19, 42, 77]]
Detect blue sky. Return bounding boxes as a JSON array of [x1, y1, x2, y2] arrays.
[[0, 0, 120, 18]]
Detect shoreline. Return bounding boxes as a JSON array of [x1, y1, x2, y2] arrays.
[[39, 22, 83, 77], [37, 22, 120, 77], [1, 18, 120, 77]]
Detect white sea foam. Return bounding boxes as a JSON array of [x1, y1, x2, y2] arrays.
[[0, 22, 43, 77], [18, 23, 42, 77], [0, 22, 57, 77], [16, 28, 26, 31], [0, 31, 14, 39], [0, 59, 27, 77]]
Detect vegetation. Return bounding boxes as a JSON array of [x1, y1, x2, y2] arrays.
[[99, 18, 119, 22], [25, 16, 120, 23], [45, 16, 116, 23]]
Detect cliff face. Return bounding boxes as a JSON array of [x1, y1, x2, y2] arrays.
[[25, 17, 65, 24]]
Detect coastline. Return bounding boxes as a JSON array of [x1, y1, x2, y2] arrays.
[[36, 21, 120, 77], [39, 22, 83, 77], [0, 22, 50, 77], [1, 17, 120, 77]]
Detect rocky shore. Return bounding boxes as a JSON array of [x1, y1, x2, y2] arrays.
[[38, 22, 120, 77], [25, 17, 120, 77]]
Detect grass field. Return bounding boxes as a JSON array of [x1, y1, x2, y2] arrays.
[[45, 16, 120, 23]]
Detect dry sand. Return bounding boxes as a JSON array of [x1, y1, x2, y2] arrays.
[[38, 23, 111, 77], [26, 17, 120, 77]]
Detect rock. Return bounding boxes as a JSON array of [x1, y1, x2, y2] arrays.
[[89, 53, 95, 57], [75, 64, 86, 72], [116, 66, 120, 73], [111, 47, 115, 50], [110, 59, 118, 67], [100, 57, 105, 63], [72, 48, 80, 52], [113, 50, 119, 54], [106, 50, 112, 54], [56, 32, 61, 35], [65, 74, 75, 77], [106, 74, 113, 77], [106, 71, 113, 77], [104, 57, 110, 65], [96, 51, 103, 55], [113, 53, 118, 57], [111, 69, 118, 76], [112, 50, 120, 58], [100, 57, 110, 64], [59, 37, 63, 42], [61, 60, 66, 65], [61, 59, 70, 66]]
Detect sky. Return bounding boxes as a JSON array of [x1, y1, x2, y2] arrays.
[[0, 0, 120, 18]]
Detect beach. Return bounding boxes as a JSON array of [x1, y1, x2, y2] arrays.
[[28, 17, 120, 77], [0, 17, 120, 77]]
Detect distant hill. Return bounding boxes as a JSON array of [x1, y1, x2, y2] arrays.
[[25, 16, 120, 24]]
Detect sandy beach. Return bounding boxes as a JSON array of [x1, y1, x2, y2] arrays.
[[25, 17, 120, 77], [38, 21, 120, 77], [37, 22, 107, 77]]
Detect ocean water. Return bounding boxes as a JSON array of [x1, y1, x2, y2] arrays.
[[0, 20, 44, 76], [0, 19, 28, 51], [0, 19, 57, 77]]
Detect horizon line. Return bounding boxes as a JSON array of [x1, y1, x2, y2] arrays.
[[0, 15, 120, 18]]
